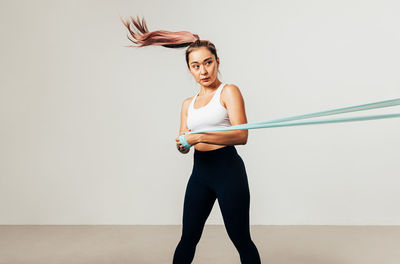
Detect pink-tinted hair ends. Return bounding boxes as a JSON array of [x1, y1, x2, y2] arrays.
[[120, 15, 199, 48]]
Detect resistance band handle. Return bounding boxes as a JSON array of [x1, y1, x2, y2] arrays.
[[179, 134, 192, 149]]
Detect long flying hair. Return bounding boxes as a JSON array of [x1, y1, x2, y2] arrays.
[[120, 15, 219, 69]]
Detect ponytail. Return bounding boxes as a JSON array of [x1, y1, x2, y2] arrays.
[[121, 15, 219, 69], [120, 15, 200, 49]]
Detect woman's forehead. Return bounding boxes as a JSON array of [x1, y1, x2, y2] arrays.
[[189, 48, 213, 62]]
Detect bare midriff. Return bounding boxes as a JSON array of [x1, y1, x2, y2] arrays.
[[194, 142, 228, 151]]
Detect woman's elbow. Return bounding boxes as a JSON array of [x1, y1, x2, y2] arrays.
[[241, 130, 248, 145]]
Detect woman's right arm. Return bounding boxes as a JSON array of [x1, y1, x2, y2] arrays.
[[177, 97, 192, 154]]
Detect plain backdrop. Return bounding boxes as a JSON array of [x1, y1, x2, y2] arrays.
[[0, 0, 399, 225]]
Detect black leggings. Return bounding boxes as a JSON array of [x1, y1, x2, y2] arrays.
[[173, 145, 261, 264]]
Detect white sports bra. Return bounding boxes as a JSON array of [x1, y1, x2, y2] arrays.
[[186, 82, 232, 132]]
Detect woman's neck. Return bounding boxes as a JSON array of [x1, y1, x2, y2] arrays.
[[199, 79, 222, 96]]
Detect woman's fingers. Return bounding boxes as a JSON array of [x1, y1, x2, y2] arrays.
[[177, 142, 184, 151], [177, 143, 189, 153]]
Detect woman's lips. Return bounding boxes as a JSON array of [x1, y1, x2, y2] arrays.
[[201, 78, 209, 81]]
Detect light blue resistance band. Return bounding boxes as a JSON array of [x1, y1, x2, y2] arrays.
[[179, 98, 400, 149]]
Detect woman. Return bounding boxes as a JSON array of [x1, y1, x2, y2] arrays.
[[121, 15, 262, 264]]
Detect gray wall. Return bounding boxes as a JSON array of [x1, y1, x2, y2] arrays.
[[0, 0, 399, 225]]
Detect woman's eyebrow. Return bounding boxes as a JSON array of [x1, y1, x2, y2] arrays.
[[190, 57, 213, 64]]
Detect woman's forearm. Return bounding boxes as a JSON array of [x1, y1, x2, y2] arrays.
[[196, 130, 248, 146]]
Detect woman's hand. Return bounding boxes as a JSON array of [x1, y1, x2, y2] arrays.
[[175, 129, 197, 153]]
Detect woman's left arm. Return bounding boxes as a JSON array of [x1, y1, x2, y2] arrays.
[[194, 84, 248, 146]]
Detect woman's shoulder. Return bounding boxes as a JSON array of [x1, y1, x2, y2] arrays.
[[183, 96, 194, 106], [221, 83, 240, 92], [220, 83, 243, 101], [181, 96, 194, 114]]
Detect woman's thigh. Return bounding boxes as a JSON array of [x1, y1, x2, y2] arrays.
[[214, 155, 252, 239], [181, 176, 217, 236]]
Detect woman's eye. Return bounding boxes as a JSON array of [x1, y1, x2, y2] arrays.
[[193, 61, 211, 69]]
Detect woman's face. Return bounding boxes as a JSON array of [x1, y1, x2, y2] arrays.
[[188, 47, 219, 86]]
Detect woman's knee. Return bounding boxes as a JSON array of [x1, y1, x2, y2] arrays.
[[180, 229, 203, 247], [228, 231, 254, 249]]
